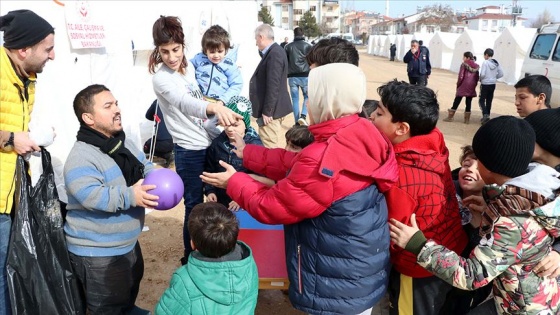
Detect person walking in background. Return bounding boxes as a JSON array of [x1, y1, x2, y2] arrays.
[[0, 10, 55, 315], [64, 84, 157, 315], [149, 15, 242, 265], [249, 24, 292, 148], [444, 51, 479, 124], [403, 39, 431, 86], [479, 48, 503, 124], [389, 43, 396, 61], [280, 36, 289, 48], [285, 27, 312, 126]]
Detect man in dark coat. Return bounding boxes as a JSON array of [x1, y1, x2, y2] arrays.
[[249, 24, 292, 148], [390, 43, 396, 61]]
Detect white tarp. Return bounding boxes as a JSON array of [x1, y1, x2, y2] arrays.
[[493, 27, 537, 85], [367, 35, 376, 54], [429, 32, 461, 69], [0, 0, 259, 189], [382, 35, 396, 58], [397, 34, 413, 61], [450, 29, 500, 73], [412, 32, 434, 49]]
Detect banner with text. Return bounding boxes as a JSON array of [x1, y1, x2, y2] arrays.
[[65, 1, 106, 49]]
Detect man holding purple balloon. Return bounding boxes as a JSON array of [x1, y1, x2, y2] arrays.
[[63, 84, 157, 315]]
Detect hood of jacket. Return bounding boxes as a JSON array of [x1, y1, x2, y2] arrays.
[[480, 164, 560, 236], [486, 58, 499, 70], [309, 114, 398, 192], [393, 128, 450, 178], [463, 59, 479, 72], [187, 242, 255, 306]]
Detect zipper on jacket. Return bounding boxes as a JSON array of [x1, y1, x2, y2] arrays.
[[205, 64, 215, 96], [297, 244, 302, 294]]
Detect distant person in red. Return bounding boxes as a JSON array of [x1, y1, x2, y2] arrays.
[[443, 51, 479, 124]]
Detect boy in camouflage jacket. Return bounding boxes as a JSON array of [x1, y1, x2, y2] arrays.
[[390, 116, 560, 315]]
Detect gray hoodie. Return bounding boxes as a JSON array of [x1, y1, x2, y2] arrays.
[[479, 58, 504, 85]]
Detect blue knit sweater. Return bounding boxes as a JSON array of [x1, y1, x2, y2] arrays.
[[63, 139, 154, 257]]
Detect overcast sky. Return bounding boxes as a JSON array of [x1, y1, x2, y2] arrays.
[[349, 0, 558, 21]]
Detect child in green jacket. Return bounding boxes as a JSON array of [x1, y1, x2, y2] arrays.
[[156, 203, 258, 315]]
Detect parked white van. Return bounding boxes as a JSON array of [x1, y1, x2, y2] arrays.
[[520, 23, 560, 108]]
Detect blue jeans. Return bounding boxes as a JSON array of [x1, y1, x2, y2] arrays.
[[0, 214, 12, 315], [288, 77, 308, 122], [173, 145, 206, 258]]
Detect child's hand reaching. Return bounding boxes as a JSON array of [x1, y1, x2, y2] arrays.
[[228, 201, 241, 212], [206, 193, 217, 202], [389, 214, 420, 249]]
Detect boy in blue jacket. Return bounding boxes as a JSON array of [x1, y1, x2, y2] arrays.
[[191, 25, 242, 105], [156, 202, 258, 315], [204, 97, 263, 210]]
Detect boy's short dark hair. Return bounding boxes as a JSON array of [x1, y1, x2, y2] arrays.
[[285, 125, 314, 149], [305, 37, 359, 67], [359, 99, 379, 118], [514, 75, 552, 108], [188, 203, 239, 258], [377, 79, 439, 136], [201, 25, 231, 54], [484, 48, 494, 57]]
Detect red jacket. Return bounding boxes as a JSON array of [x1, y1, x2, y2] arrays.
[[387, 128, 467, 278], [227, 114, 398, 224], [456, 59, 480, 97]]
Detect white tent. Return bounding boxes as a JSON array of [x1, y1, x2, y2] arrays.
[[450, 29, 500, 73], [429, 32, 461, 70], [367, 35, 377, 54], [412, 32, 434, 49], [493, 27, 537, 85], [382, 35, 397, 58], [0, 1, 259, 189], [394, 34, 410, 61], [374, 35, 390, 56]]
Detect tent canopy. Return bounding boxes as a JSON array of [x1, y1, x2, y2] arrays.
[[450, 29, 499, 73], [429, 32, 460, 69], [494, 27, 537, 85]]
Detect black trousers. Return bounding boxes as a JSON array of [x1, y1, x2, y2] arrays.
[[451, 96, 473, 112], [408, 75, 427, 86], [389, 268, 452, 315], [478, 84, 496, 116], [69, 242, 144, 315]]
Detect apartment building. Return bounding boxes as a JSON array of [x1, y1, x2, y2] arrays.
[[261, 0, 341, 33]]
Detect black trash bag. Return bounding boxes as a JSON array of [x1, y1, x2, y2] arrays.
[[6, 149, 84, 315]]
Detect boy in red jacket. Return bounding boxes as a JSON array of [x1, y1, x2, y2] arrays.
[[371, 79, 467, 315]]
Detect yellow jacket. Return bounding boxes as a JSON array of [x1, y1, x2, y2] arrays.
[[0, 47, 35, 214]]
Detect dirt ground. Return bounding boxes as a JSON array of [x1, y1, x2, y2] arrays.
[[136, 49, 519, 314]]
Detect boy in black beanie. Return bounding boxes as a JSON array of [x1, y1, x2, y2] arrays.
[[390, 116, 560, 315]]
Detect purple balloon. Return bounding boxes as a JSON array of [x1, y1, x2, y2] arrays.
[[143, 168, 184, 210]]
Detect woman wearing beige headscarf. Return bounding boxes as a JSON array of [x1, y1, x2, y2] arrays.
[[201, 63, 398, 315]]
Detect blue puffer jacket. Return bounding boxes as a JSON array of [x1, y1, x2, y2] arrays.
[[284, 185, 390, 315], [190, 46, 242, 104]]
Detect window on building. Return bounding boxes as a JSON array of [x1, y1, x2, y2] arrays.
[[327, 17, 333, 22], [282, 17, 288, 23], [327, 7, 333, 12], [310, 6, 316, 11], [294, 21, 299, 26], [492, 20, 497, 26], [482, 20, 488, 26], [282, 5, 288, 12], [294, 9, 303, 15]]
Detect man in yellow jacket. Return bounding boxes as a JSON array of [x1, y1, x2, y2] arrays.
[[0, 10, 55, 314]]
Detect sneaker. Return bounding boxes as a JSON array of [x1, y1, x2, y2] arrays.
[[127, 305, 151, 315], [481, 115, 490, 125], [297, 116, 308, 126]]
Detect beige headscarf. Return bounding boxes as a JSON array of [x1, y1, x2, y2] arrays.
[[307, 63, 366, 125]]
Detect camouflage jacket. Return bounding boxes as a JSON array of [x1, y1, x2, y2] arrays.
[[417, 184, 560, 315]]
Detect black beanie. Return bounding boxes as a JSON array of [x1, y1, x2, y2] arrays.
[[0, 10, 54, 49], [524, 108, 560, 158], [472, 116, 535, 178]]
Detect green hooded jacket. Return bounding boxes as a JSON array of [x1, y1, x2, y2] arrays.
[[155, 241, 258, 315]]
